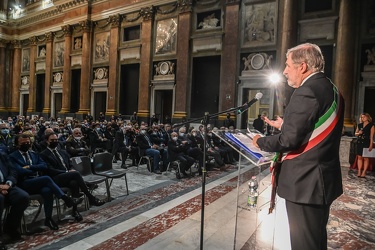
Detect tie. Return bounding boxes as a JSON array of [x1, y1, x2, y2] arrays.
[[145, 135, 152, 147], [23, 152, 31, 165], [53, 149, 67, 171]]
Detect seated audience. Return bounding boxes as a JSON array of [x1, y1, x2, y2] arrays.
[[0, 152, 29, 247], [40, 133, 105, 218], [168, 132, 195, 177], [9, 134, 81, 230], [65, 128, 90, 157]]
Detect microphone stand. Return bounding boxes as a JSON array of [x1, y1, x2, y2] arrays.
[[172, 104, 250, 250]]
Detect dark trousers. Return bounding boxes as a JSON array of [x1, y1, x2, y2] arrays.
[[0, 187, 29, 236], [52, 171, 94, 200], [285, 200, 331, 250], [20, 176, 64, 218]]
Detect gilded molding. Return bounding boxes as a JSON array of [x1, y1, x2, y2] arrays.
[[0, 39, 8, 48], [109, 14, 121, 28], [156, 3, 178, 15], [140, 6, 155, 21], [79, 20, 92, 32], [29, 36, 37, 46], [178, 0, 193, 13], [123, 12, 142, 23], [45, 32, 54, 42], [11, 40, 21, 49], [62, 25, 72, 36]]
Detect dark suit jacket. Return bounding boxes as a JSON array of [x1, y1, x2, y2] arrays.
[[39, 148, 72, 177], [257, 73, 344, 205], [0, 153, 18, 185], [65, 136, 90, 157], [9, 150, 48, 182]]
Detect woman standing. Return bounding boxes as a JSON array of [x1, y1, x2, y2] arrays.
[[355, 113, 375, 177]]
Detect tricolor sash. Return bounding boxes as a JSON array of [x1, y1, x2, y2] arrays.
[[284, 83, 343, 161]]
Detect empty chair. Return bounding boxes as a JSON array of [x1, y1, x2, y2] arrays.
[[71, 156, 109, 207], [137, 148, 152, 172], [92, 152, 129, 200]]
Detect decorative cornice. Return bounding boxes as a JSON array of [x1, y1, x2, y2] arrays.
[[178, 0, 193, 13], [45, 32, 54, 42], [140, 6, 155, 21], [123, 12, 142, 23], [62, 25, 72, 36], [156, 3, 178, 15], [79, 20, 92, 32], [29, 36, 37, 46], [196, 0, 221, 6], [11, 40, 21, 49], [109, 14, 121, 28], [0, 39, 8, 48]]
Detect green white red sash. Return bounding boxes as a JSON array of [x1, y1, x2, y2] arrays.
[[283, 83, 343, 161]]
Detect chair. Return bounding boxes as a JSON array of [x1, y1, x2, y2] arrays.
[[54, 187, 73, 221], [92, 152, 129, 201], [71, 156, 109, 207], [4, 194, 44, 234], [164, 160, 182, 179], [137, 148, 152, 172]]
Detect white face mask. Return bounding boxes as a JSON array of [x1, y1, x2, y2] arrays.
[[141, 130, 146, 134], [172, 137, 178, 141], [75, 136, 82, 141], [192, 132, 197, 137]]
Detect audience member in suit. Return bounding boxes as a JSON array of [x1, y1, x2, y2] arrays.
[[0, 152, 29, 247], [168, 132, 195, 177], [40, 133, 105, 221], [9, 134, 80, 230], [136, 126, 164, 174], [89, 123, 110, 153], [112, 125, 139, 169], [65, 128, 90, 157], [178, 127, 203, 174], [253, 43, 345, 249]]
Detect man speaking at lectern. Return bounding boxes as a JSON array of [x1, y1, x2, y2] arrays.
[[253, 43, 344, 250]]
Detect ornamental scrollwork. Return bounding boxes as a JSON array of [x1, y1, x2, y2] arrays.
[[365, 47, 375, 65], [154, 61, 175, 76], [140, 6, 155, 21]]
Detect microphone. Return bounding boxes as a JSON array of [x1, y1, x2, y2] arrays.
[[237, 92, 263, 114]]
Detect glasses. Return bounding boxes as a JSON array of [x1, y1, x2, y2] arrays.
[[74, 133, 82, 135]]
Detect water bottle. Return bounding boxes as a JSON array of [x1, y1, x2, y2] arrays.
[[247, 176, 259, 207], [247, 187, 258, 207], [248, 176, 258, 191]]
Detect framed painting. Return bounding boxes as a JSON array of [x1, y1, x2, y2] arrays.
[[94, 32, 110, 62], [54, 41, 65, 68], [155, 18, 178, 55], [242, 1, 277, 47], [22, 48, 30, 72]]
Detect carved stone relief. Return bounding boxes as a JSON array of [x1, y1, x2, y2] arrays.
[[242, 53, 273, 72]]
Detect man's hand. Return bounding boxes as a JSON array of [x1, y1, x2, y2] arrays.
[[253, 135, 261, 148], [264, 116, 283, 130], [0, 184, 10, 195]]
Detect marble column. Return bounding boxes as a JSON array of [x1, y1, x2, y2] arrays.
[[276, 0, 298, 113], [10, 40, 21, 113], [27, 36, 37, 113], [174, 1, 192, 120], [107, 14, 121, 116], [138, 7, 154, 121], [0, 40, 6, 112], [219, 0, 240, 121], [60, 26, 72, 114], [333, 0, 356, 127], [42, 32, 54, 115], [78, 20, 92, 115]]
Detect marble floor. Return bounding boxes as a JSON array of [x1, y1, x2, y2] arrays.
[[5, 159, 375, 250]]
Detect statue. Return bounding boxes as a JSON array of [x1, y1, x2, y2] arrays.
[[365, 47, 375, 65]]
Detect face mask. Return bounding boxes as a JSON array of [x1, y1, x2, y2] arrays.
[[49, 141, 59, 149], [172, 137, 178, 141], [75, 137, 82, 141], [96, 128, 101, 132], [1, 129, 9, 135], [192, 132, 197, 137], [207, 133, 212, 137], [179, 133, 184, 137], [19, 143, 31, 152], [141, 130, 146, 134]]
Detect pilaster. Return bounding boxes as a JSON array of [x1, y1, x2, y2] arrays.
[[0, 40, 7, 111], [42, 31, 54, 114], [174, 0, 193, 120], [78, 20, 92, 115], [10, 40, 22, 113], [138, 6, 155, 120], [107, 14, 121, 116], [60, 25, 72, 113], [27, 36, 37, 113]]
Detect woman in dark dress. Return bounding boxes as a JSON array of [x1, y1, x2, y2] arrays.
[[355, 113, 374, 177]]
